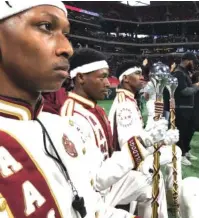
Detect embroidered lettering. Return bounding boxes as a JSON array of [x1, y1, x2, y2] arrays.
[[22, 181, 46, 216], [98, 129, 104, 140], [100, 142, 107, 153], [89, 116, 97, 126], [0, 130, 62, 217], [103, 154, 108, 161], [117, 107, 133, 128], [47, 209, 56, 218], [128, 137, 143, 168], [0, 146, 23, 177]]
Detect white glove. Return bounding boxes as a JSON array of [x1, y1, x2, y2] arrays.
[[150, 127, 167, 143], [145, 118, 168, 132], [141, 118, 168, 147], [137, 155, 154, 176], [164, 129, 179, 145]]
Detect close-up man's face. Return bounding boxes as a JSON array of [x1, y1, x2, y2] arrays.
[[0, 5, 73, 93], [126, 70, 145, 90], [80, 68, 110, 101]]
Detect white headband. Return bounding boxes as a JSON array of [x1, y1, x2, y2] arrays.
[[0, 1, 67, 21], [70, 60, 109, 79], [119, 67, 142, 82]]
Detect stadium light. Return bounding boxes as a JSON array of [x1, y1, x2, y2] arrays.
[[121, 0, 150, 7]]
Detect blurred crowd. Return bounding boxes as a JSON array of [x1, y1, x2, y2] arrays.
[[70, 26, 199, 44]]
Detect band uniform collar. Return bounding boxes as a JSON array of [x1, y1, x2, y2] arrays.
[[0, 95, 43, 120], [116, 88, 135, 99], [68, 92, 96, 108]]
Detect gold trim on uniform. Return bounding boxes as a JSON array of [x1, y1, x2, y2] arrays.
[[68, 92, 95, 108], [117, 89, 135, 99], [66, 99, 75, 116], [0, 100, 32, 120], [60, 98, 74, 117], [0, 194, 14, 217], [117, 92, 125, 103], [0, 195, 7, 212], [0, 108, 23, 120]]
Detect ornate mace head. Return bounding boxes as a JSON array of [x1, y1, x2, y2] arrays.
[[166, 75, 178, 98], [150, 62, 170, 100]]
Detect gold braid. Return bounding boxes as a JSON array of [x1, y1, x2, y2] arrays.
[[152, 100, 164, 218], [170, 98, 180, 217]]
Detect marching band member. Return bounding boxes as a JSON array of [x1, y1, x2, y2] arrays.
[[50, 48, 170, 218], [0, 2, 80, 217], [110, 61, 181, 208]]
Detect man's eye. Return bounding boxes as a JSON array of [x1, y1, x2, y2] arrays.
[[39, 22, 53, 32]]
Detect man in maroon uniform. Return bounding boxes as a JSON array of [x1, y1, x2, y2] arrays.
[[0, 2, 91, 218]]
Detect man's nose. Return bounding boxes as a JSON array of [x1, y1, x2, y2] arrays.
[[55, 35, 74, 59]]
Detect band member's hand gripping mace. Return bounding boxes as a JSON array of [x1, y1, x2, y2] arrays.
[[150, 62, 170, 218]]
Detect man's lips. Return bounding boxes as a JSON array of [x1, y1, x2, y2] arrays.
[[54, 64, 70, 78]]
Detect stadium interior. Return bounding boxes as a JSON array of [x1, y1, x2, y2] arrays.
[[65, 1, 199, 76]]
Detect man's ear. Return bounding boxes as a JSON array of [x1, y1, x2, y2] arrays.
[[76, 73, 85, 85], [123, 75, 129, 83]]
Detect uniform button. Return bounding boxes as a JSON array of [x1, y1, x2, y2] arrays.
[[95, 211, 99, 218], [82, 148, 86, 155], [90, 179, 94, 186], [0, 197, 7, 212], [69, 120, 74, 126]]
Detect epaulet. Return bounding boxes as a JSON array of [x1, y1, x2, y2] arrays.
[[60, 98, 75, 117], [117, 92, 126, 103]]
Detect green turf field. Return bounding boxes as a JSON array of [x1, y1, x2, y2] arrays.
[[98, 100, 199, 179]]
